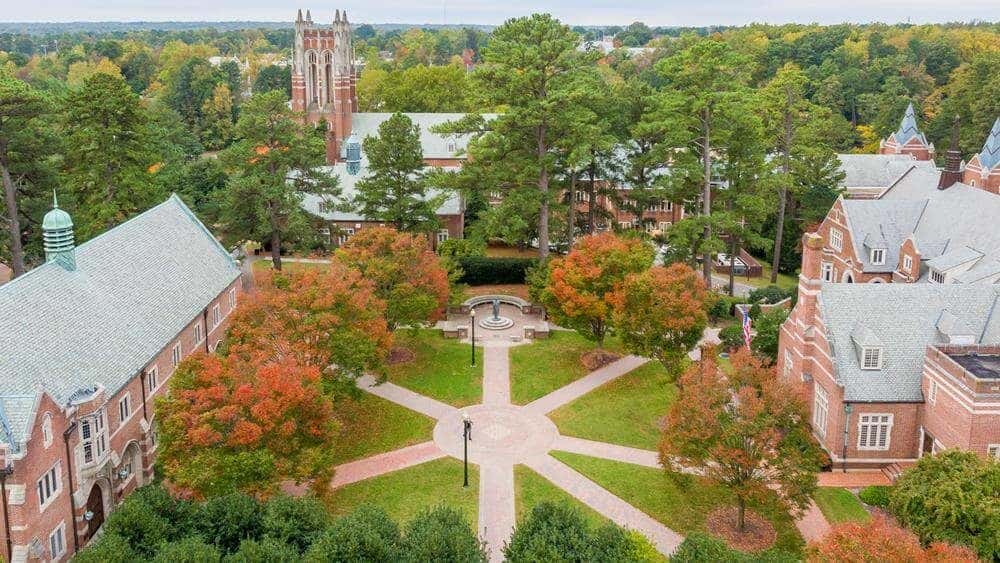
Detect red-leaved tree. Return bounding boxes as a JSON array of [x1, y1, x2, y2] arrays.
[[156, 352, 340, 498], [338, 227, 450, 331], [660, 348, 825, 531], [807, 517, 980, 562], [611, 263, 709, 371], [540, 232, 654, 347]]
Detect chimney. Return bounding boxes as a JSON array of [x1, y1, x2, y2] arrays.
[[938, 115, 962, 190], [795, 232, 825, 326]]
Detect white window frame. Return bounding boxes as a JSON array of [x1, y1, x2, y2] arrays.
[[813, 385, 829, 438], [212, 304, 221, 328], [988, 444, 1000, 460], [619, 221, 632, 230], [870, 248, 886, 265], [193, 322, 203, 345], [338, 227, 355, 245], [48, 522, 66, 559], [658, 221, 672, 231], [857, 413, 893, 451], [821, 261, 834, 282], [36, 462, 61, 511], [903, 255, 913, 271], [147, 365, 159, 393], [928, 379, 937, 404], [80, 411, 108, 466], [118, 393, 132, 425], [930, 269, 945, 284], [665, 201, 673, 212], [830, 228, 844, 252], [436, 230, 450, 243], [229, 288, 237, 310], [861, 347, 883, 370], [171, 343, 181, 367]]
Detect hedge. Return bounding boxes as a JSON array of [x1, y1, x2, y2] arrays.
[[858, 485, 891, 508], [458, 256, 539, 285]]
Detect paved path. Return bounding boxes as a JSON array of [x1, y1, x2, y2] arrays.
[[817, 471, 890, 488], [331, 441, 446, 488], [479, 462, 516, 563], [522, 355, 648, 415], [525, 454, 684, 554], [552, 436, 661, 468], [356, 374, 457, 420], [794, 499, 832, 543], [482, 346, 511, 406]]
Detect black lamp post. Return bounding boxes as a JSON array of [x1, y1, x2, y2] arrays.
[[842, 403, 853, 473], [462, 413, 473, 487], [470, 309, 476, 367]]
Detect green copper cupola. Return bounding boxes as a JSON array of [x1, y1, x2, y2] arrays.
[[345, 131, 362, 175], [43, 190, 76, 271]]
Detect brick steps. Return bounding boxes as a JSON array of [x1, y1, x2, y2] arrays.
[[881, 462, 904, 482]]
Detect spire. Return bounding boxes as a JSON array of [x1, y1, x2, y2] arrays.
[[297, 8, 303, 22], [894, 102, 927, 145], [938, 115, 962, 190], [979, 117, 1000, 171], [306, 9, 312, 22], [343, 10, 348, 23], [42, 190, 76, 271], [335, 9, 340, 22]]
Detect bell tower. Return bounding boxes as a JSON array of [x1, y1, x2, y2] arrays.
[[291, 8, 358, 163]]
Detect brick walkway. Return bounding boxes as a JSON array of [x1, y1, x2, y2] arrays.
[[482, 345, 511, 406], [552, 435, 660, 468], [356, 374, 457, 420], [794, 500, 832, 543], [523, 355, 648, 415], [817, 471, 890, 488], [331, 441, 446, 488], [478, 462, 516, 563]]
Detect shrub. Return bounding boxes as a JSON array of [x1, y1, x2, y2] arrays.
[[505, 502, 594, 562], [858, 485, 891, 508], [437, 237, 486, 260], [261, 494, 331, 553], [72, 531, 139, 563], [708, 293, 740, 321], [589, 523, 654, 562], [806, 517, 979, 562], [224, 538, 299, 563], [671, 532, 746, 563], [750, 307, 789, 362], [194, 493, 264, 554], [305, 504, 400, 562], [152, 537, 222, 563], [719, 324, 744, 351], [888, 450, 1000, 560], [100, 490, 173, 558], [401, 505, 486, 562], [748, 285, 791, 305], [457, 256, 538, 285]]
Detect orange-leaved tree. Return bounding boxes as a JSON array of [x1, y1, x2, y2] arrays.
[[338, 226, 450, 331], [806, 517, 980, 562], [156, 351, 340, 498], [660, 348, 825, 532], [540, 232, 653, 347], [226, 261, 393, 380], [611, 263, 709, 371]]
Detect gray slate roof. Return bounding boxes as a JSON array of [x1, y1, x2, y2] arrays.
[[0, 195, 241, 449], [300, 163, 462, 222], [892, 103, 930, 146], [976, 117, 1000, 171], [820, 283, 1000, 402], [835, 153, 935, 195], [840, 199, 926, 273], [351, 113, 496, 160]]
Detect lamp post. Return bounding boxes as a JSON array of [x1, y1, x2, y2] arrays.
[[470, 309, 476, 367], [462, 413, 473, 487], [842, 403, 853, 473]]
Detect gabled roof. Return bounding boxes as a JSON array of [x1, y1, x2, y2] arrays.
[[976, 117, 1000, 171], [835, 154, 935, 196], [0, 195, 241, 448], [892, 103, 929, 146], [820, 284, 1000, 402], [840, 198, 926, 272], [351, 113, 497, 160]]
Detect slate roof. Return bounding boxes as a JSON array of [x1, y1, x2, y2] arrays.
[[0, 195, 241, 449], [835, 154, 935, 196], [300, 163, 463, 222], [819, 283, 1000, 402], [892, 103, 930, 146], [351, 113, 496, 160], [975, 117, 1000, 171], [840, 199, 926, 273]]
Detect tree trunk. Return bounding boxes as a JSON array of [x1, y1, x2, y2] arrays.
[[567, 171, 577, 247], [587, 154, 597, 234], [728, 236, 738, 296], [737, 495, 746, 532], [701, 110, 713, 284], [267, 199, 282, 271], [537, 124, 549, 258], [0, 150, 25, 278], [770, 101, 793, 284]]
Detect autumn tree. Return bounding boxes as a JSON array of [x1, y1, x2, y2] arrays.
[[540, 232, 654, 347], [338, 227, 450, 331], [611, 263, 709, 371], [355, 113, 443, 233], [219, 90, 337, 270], [806, 517, 979, 563], [660, 348, 825, 532], [226, 262, 393, 380], [156, 352, 340, 497]]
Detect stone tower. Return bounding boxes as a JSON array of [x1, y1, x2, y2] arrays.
[[291, 9, 358, 163]]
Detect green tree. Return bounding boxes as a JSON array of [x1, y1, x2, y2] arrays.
[[750, 307, 789, 362], [305, 505, 401, 562], [355, 113, 442, 232], [889, 450, 1000, 560], [201, 83, 235, 150], [152, 537, 222, 563], [63, 72, 161, 240], [252, 64, 291, 97], [226, 538, 299, 562], [72, 533, 139, 563], [260, 495, 331, 553], [219, 90, 336, 270], [194, 493, 264, 553], [617, 22, 654, 47], [401, 506, 486, 562]]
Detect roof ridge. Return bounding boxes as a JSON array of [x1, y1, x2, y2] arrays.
[[167, 193, 239, 268]]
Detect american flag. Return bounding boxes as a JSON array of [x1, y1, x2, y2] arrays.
[[742, 308, 753, 348]]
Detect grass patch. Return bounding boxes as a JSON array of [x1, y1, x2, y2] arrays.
[[550, 451, 803, 555], [330, 392, 435, 465], [549, 361, 677, 450], [813, 488, 871, 525], [386, 329, 483, 407], [514, 465, 609, 528], [510, 331, 623, 405], [250, 259, 328, 274], [325, 457, 479, 526], [743, 260, 798, 291]]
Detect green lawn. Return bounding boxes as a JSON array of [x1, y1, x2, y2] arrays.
[[813, 487, 871, 525], [325, 457, 479, 526], [743, 260, 798, 291], [510, 331, 623, 405], [514, 465, 609, 528], [551, 452, 804, 555], [387, 329, 483, 407], [549, 361, 676, 450], [250, 259, 328, 274], [330, 392, 435, 465]]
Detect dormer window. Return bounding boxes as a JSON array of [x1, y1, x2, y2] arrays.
[[902, 255, 913, 271], [870, 248, 886, 265], [861, 347, 883, 370], [930, 269, 945, 283]]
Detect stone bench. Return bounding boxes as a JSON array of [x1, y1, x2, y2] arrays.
[[460, 294, 538, 315]]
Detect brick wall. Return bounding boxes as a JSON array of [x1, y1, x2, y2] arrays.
[[921, 346, 1000, 458]]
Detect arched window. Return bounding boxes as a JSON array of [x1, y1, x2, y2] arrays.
[[324, 51, 334, 106], [308, 51, 319, 105], [42, 413, 53, 448]]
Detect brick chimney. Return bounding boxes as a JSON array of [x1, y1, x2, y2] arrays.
[[795, 232, 825, 324], [938, 115, 962, 190]]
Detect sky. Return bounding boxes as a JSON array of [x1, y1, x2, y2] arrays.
[[3, 0, 998, 26]]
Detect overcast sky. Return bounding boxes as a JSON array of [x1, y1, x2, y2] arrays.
[[3, 0, 997, 26]]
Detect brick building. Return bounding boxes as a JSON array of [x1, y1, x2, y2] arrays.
[[0, 194, 243, 561], [962, 117, 1000, 194], [777, 233, 1000, 470], [878, 103, 935, 161]]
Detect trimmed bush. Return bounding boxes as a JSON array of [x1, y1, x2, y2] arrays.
[[457, 256, 538, 285], [719, 324, 744, 351], [72, 531, 139, 563], [748, 285, 791, 305], [401, 505, 486, 562], [305, 504, 400, 562], [708, 293, 740, 321], [505, 502, 595, 562], [194, 493, 264, 553], [672, 532, 798, 562], [261, 494, 331, 553], [858, 485, 891, 508], [152, 537, 222, 563], [224, 538, 299, 562]]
